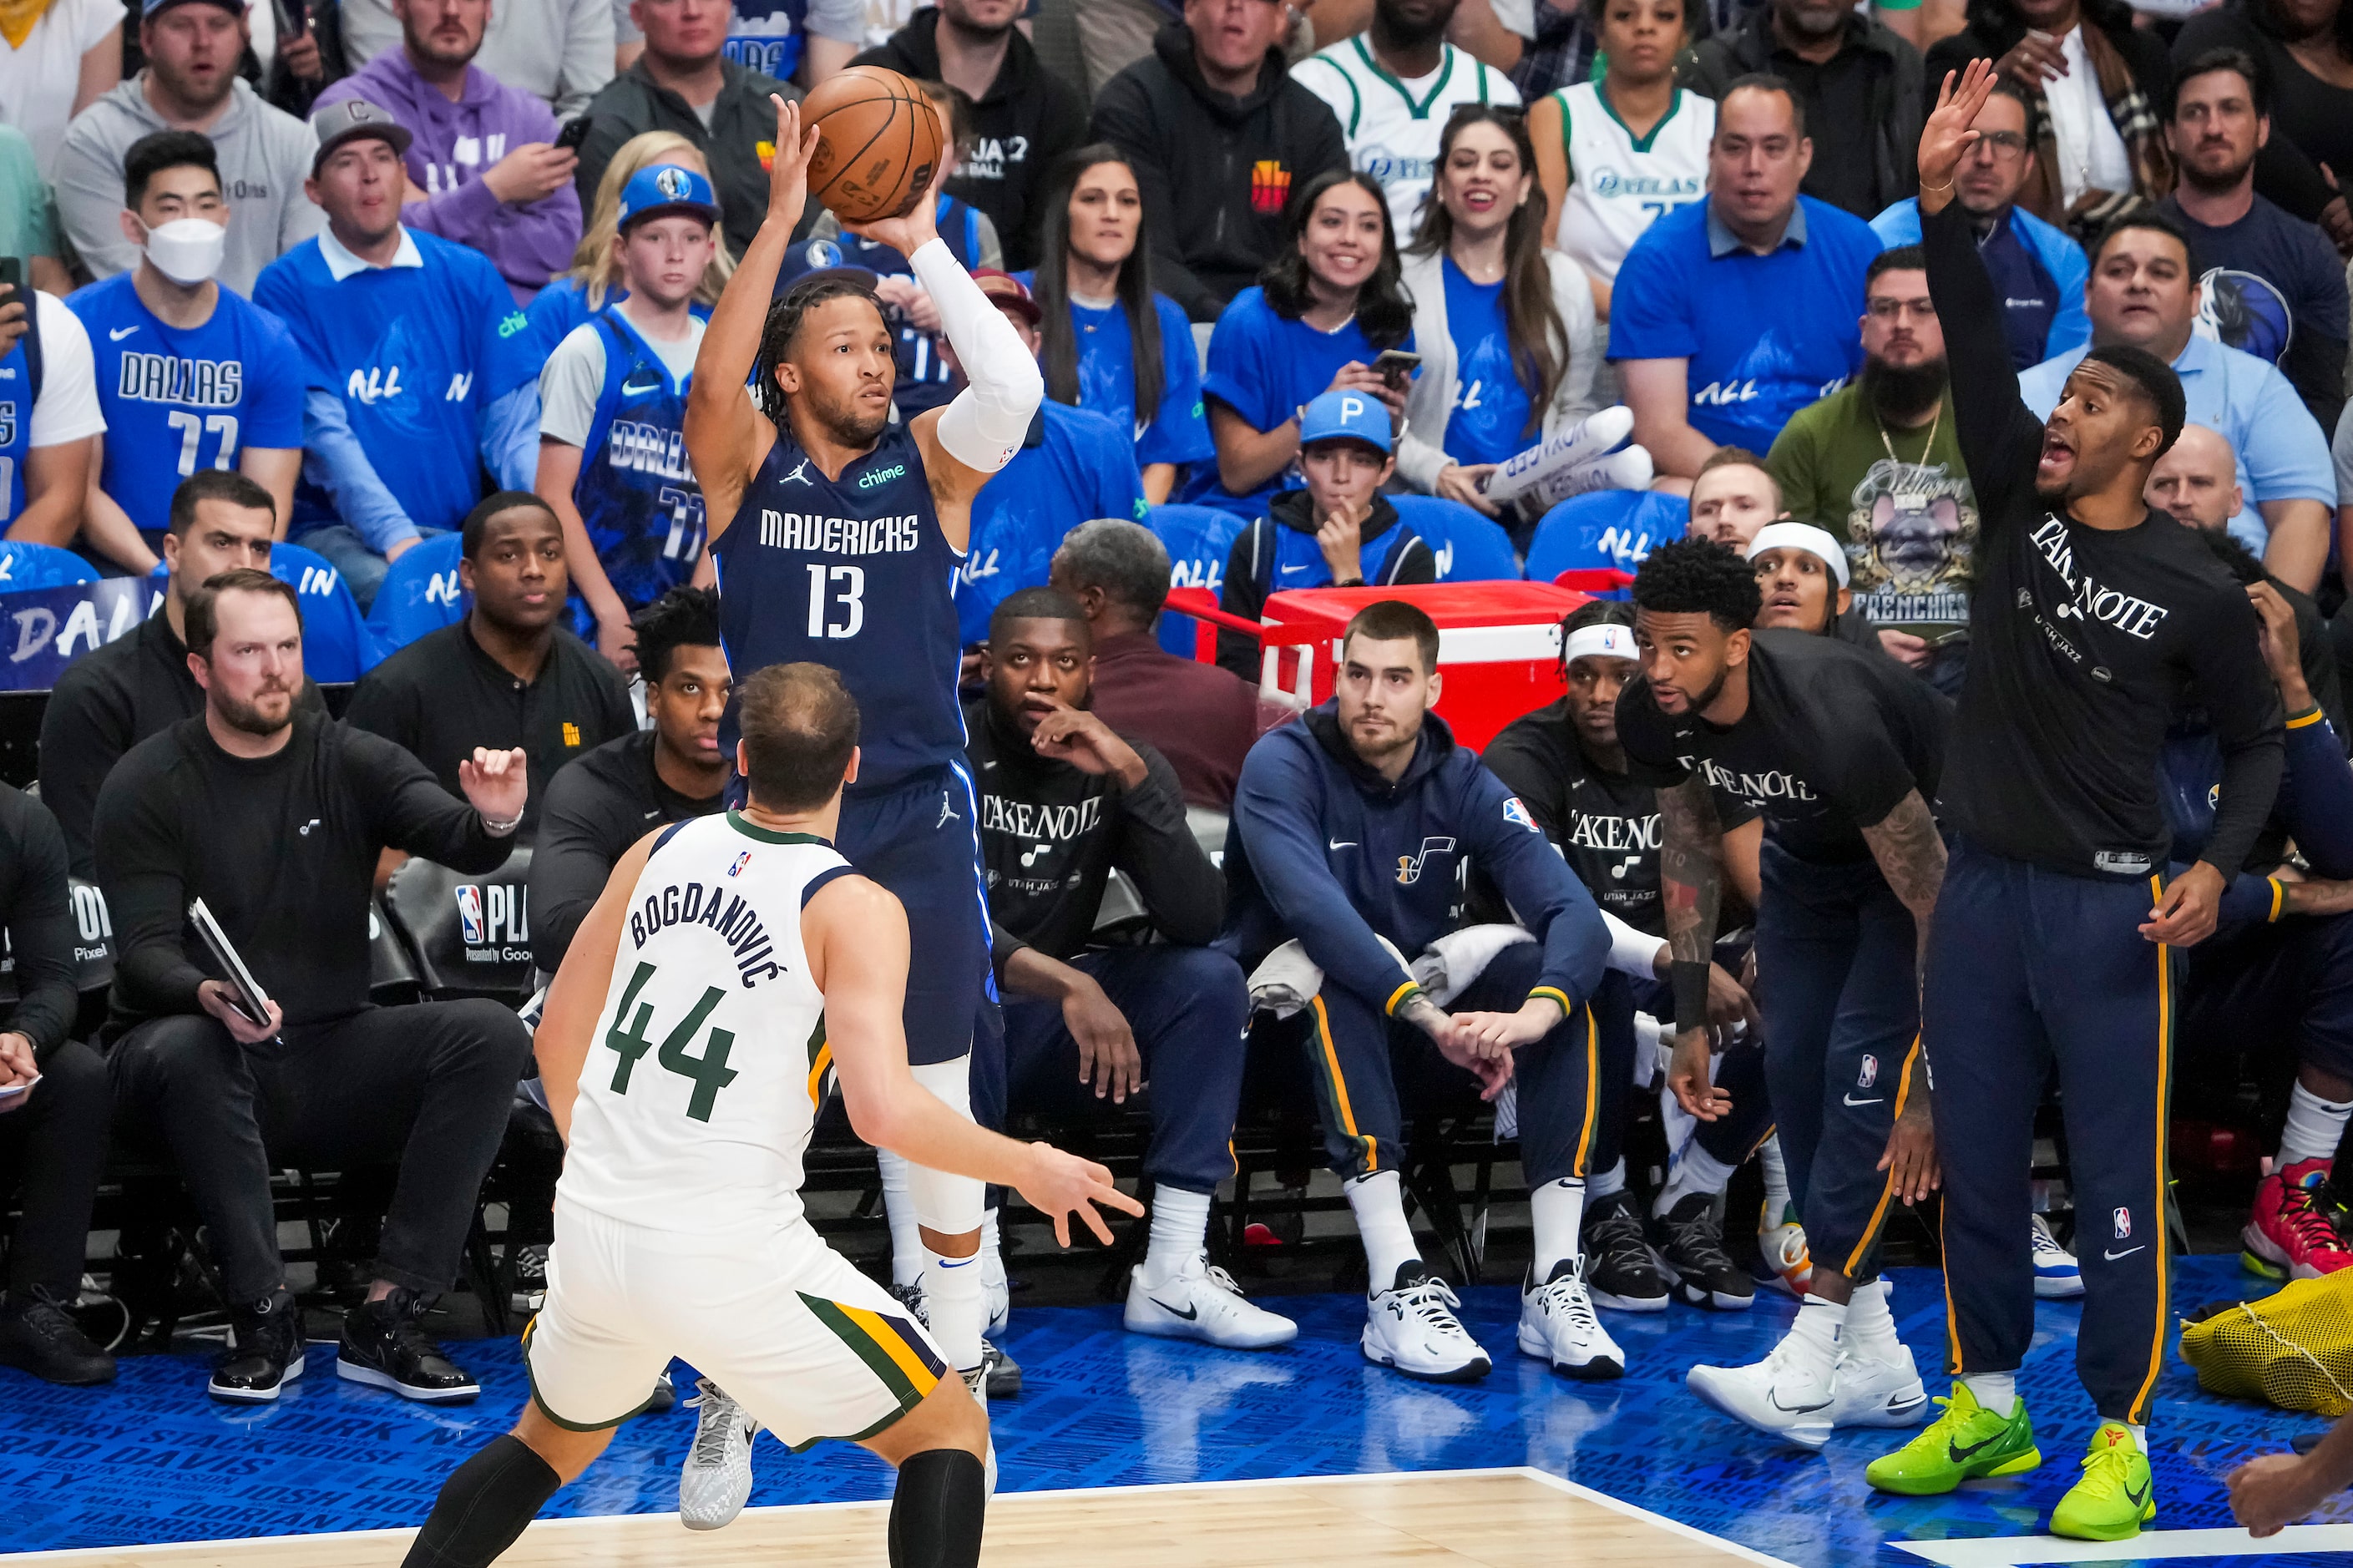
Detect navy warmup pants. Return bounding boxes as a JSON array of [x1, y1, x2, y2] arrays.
[[832, 763, 994, 1067], [974, 946, 1250, 1194], [1926, 840, 2173, 1425], [1753, 843, 1921, 1286], [1303, 941, 1627, 1187]]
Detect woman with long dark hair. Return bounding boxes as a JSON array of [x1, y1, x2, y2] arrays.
[[1025, 146, 1210, 506], [1397, 105, 1600, 514], [1188, 169, 1417, 517]]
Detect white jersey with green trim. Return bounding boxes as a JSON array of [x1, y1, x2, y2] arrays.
[[1550, 81, 1713, 283], [559, 810, 844, 1234], [1295, 38, 1520, 240]]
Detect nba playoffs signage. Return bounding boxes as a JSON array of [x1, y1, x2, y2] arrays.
[[453, 882, 531, 965], [0, 581, 158, 693]]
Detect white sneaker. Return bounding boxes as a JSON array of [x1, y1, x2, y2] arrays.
[[1826, 1343, 1927, 1428], [679, 1377, 759, 1530], [1125, 1258, 1298, 1349], [1516, 1257, 1624, 1381], [2032, 1214, 2084, 1297], [1686, 1337, 1837, 1451], [1362, 1262, 1490, 1383]]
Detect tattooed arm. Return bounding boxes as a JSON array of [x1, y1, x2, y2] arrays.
[[1859, 787, 1946, 1205], [1658, 777, 1730, 1121]]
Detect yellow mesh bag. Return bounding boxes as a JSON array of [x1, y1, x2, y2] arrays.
[[2179, 1271, 2353, 1416]]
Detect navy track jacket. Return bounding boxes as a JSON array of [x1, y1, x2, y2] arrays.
[[1220, 701, 1610, 1018]]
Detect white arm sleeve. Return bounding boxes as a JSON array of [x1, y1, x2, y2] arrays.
[[908, 237, 1045, 474], [1600, 908, 1667, 979]]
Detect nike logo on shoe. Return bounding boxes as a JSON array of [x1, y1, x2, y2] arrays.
[[2104, 1246, 2145, 1261], [2125, 1480, 2149, 1508], [1150, 1297, 1199, 1321], [1949, 1433, 2005, 1462], [1768, 1390, 1831, 1414]]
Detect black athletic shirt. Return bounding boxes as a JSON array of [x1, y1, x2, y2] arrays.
[[1614, 630, 1951, 865], [0, 786, 78, 1065], [529, 729, 723, 974], [1482, 701, 1758, 934], [1921, 200, 2285, 879]]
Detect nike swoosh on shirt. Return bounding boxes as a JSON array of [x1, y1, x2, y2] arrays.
[[1843, 1094, 1883, 1106], [1149, 1297, 1199, 1322], [641, 808, 661, 819], [109, 326, 139, 341], [2104, 1245, 2146, 1262], [1328, 838, 1356, 851]]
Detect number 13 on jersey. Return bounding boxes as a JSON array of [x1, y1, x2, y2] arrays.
[[806, 564, 865, 639]]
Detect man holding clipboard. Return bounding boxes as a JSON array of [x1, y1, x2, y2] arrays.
[[96, 569, 538, 1409]]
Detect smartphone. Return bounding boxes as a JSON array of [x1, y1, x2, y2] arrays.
[[0, 257, 21, 296], [554, 117, 592, 153], [1373, 348, 1421, 383]]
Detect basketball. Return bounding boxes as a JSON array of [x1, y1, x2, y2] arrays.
[[802, 65, 945, 225]]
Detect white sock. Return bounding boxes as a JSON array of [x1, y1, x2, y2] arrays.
[[1530, 1176, 1586, 1282], [1588, 1158, 1626, 1201], [878, 1151, 924, 1288], [1784, 1294, 1845, 1375], [979, 1207, 1007, 1323], [1141, 1186, 1212, 1287], [1345, 1171, 1421, 1292], [1654, 1144, 1738, 1216], [1760, 1136, 1794, 1223], [1961, 1371, 2016, 1413], [923, 1245, 984, 1377], [1845, 1279, 1902, 1359], [2280, 1082, 2353, 1166], [2127, 1422, 2148, 1451]]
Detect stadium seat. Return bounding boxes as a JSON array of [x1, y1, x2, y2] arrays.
[[368, 895, 422, 1007], [380, 848, 537, 1004], [0, 541, 95, 592], [1388, 494, 1518, 582], [1146, 503, 1251, 656], [364, 532, 467, 655], [1524, 490, 1690, 589]]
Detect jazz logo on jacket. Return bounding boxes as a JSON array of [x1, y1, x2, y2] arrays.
[[1396, 837, 1457, 886]]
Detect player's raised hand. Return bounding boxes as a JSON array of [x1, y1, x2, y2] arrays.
[[764, 94, 822, 231], [460, 746, 529, 827], [1920, 59, 1996, 212], [1015, 1143, 1143, 1247]]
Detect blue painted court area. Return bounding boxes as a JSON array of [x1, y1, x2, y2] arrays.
[[0, 1253, 2341, 1565]]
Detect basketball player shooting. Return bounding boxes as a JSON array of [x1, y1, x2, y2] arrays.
[[395, 664, 1138, 1568], [683, 91, 1046, 1446]]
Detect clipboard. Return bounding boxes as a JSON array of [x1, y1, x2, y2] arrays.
[[190, 898, 275, 1028]]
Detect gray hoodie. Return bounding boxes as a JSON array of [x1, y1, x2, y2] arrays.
[[54, 74, 324, 297]]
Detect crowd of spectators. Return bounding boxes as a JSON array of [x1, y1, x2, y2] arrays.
[[1, 0, 2352, 1457]]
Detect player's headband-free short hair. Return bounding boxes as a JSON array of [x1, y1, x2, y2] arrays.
[[168, 468, 276, 539], [185, 568, 302, 660], [989, 585, 1090, 645], [1343, 599, 1441, 675], [1053, 518, 1171, 621], [124, 129, 220, 210], [1632, 536, 1763, 632], [630, 586, 722, 685], [737, 663, 860, 813], [460, 491, 560, 560], [2079, 344, 2188, 458]]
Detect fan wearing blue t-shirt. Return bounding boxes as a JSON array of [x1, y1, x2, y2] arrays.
[[1610, 83, 1880, 478], [953, 272, 1150, 645], [252, 101, 542, 612], [1021, 149, 1214, 505], [70, 132, 306, 577], [1187, 171, 1417, 519]]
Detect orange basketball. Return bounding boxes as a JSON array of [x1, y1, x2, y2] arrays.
[[803, 66, 945, 225]]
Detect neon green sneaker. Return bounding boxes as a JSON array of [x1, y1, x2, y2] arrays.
[[1865, 1383, 2042, 1495], [2050, 1422, 2155, 1541]]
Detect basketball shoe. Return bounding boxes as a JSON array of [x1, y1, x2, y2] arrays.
[[208, 1287, 304, 1404], [337, 1287, 479, 1403], [1828, 1344, 1928, 1428], [2031, 1215, 2085, 1297], [1865, 1383, 2041, 1494], [1362, 1262, 1490, 1382], [2243, 1157, 2353, 1279], [1124, 1257, 1298, 1348], [1517, 1257, 1624, 1379], [1756, 1201, 1812, 1297], [1581, 1191, 1671, 1311], [2050, 1423, 2155, 1541], [680, 1377, 760, 1530], [1687, 1335, 1838, 1449], [1653, 1195, 1753, 1310], [891, 1280, 1022, 1398]]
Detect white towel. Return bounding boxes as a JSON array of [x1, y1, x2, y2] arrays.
[[1245, 935, 1414, 1019], [1410, 923, 1536, 1005]]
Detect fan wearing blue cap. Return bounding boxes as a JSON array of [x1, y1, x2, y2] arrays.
[[1212, 388, 1436, 679], [534, 164, 726, 662]]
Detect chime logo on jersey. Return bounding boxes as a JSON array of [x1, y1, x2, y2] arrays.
[[1395, 837, 1457, 885], [727, 850, 752, 878], [2113, 1206, 2132, 1240], [1858, 1055, 1878, 1090], [1503, 797, 1537, 832]]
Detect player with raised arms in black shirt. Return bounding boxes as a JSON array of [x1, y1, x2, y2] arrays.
[[1863, 61, 2286, 1543], [1611, 537, 1951, 1454]]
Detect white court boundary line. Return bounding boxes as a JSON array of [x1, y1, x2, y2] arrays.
[[0, 1465, 1794, 1564], [1889, 1523, 2353, 1566]]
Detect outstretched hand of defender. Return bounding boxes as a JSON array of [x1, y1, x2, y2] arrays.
[[1015, 1142, 1143, 1247], [842, 148, 946, 259], [764, 95, 822, 231], [1667, 1025, 1731, 1121], [1919, 59, 1996, 211], [2142, 860, 2225, 947], [459, 746, 529, 826]]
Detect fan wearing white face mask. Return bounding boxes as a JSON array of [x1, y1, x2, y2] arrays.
[[65, 129, 306, 574]]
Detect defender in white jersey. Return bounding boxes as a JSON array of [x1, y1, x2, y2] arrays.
[[394, 663, 1137, 1568], [1528, 0, 1710, 311], [1293, 0, 1519, 243]]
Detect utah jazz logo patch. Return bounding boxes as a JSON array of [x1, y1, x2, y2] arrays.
[[1395, 837, 1457, 886]]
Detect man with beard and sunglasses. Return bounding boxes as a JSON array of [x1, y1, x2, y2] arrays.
[[94, 568, 535, 1409], [1865, 63, 2285, 1541]]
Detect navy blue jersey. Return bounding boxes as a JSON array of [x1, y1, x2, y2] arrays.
[[714, 422, 964, 792], [572, 310, 703, 619]]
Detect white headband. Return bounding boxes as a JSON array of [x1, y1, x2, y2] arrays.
[[1562, 622, 1639, 666], [1746, 522, 1851, 588]]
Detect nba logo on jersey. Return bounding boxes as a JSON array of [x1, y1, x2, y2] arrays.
[[1503, 798, 1537, 832], [1858, 1055, 1878, 1090], [455, 885, 486, 946], [728, 850, 752, 878], [2113, 1206, 2132, 1240]]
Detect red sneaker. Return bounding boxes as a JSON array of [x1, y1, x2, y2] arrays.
[[2243, 1157, 2353, 1279]]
